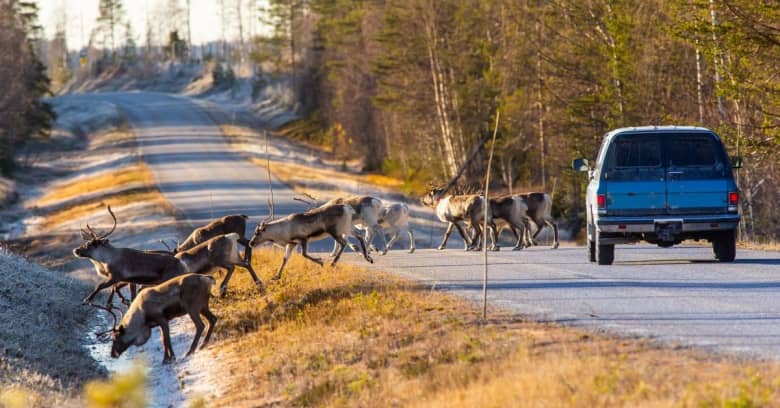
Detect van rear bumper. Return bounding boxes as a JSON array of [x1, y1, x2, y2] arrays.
[[596, 214, 740, 233]]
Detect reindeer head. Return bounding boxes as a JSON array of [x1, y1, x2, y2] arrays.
[[421, 184, 447, 207], [73, 206, 117, 259], [249, 218, 271, 247], [110, 322, 151, 359]]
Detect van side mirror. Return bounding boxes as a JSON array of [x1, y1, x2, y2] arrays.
[[731, 156, 743, 169], [572, 158, 589, 172]]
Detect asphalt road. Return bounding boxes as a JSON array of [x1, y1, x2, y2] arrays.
[[91, 92, 780, 360]]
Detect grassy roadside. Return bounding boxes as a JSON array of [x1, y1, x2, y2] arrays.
[[202, 248, 780, 407], [219, 124, 427, 197]]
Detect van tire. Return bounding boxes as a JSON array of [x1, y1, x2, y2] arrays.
[[588, 239, 596, 262], [595, 235, 614, 265], [713, 229, 736, 262]]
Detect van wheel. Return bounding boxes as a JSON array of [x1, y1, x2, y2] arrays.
[[587, 239, 596, 262], [595, 235, 614, 265], [713, 229, 736, 262]]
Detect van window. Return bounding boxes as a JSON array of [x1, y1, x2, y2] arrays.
[[608, 135, 661, 168], [666, 134, 720, 167], [603, 134, 664, 181]]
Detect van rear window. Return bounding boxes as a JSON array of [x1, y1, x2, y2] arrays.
[[667, 135, 719, 167], [612, 136, 661, 167]]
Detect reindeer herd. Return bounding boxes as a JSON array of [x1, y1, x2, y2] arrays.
[[73, 187, 557, 363]]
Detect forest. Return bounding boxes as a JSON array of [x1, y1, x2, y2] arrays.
[[2, 0, 778, 241], [261, 0, 779, 241]]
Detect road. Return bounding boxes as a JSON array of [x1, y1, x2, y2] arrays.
[[89, 92, 780, 360]]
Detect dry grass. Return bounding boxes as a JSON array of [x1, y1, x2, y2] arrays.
[[202, 248, 780, 407], [249, 158, 422, 197], [43, 190, 166, 228], [38, 164, 155, 207]]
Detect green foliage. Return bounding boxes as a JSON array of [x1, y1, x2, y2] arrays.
[[0, 0, 55, 176]]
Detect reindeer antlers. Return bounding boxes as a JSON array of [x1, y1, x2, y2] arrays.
[[81, 205, 118, 241], [91, 301, 124, 340], [293, 192, 320, 209]]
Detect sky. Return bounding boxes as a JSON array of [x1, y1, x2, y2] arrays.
[[37, 0, 269, 51]]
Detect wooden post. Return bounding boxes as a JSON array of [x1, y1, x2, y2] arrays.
[[266, 130, 275, 220], [482, 111, 500, 321]]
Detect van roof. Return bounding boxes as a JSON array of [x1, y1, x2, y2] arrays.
[[606, 126, 714, 138]]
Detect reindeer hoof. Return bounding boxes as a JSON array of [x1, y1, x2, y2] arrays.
[[437, 246, 446, 251], [220, 286, 228, 298], [409, 248, 415, 254], [163, 356, 176, 364], [512, 246, 523, 251], [553, 243, 560, 249], [271, 274, 282, 281], [366, 257, 374, 264], [491, 247, 500, 252], [349, 244, 359, 252]]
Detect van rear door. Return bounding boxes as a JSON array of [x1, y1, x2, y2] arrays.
[[602, 134, 667, 215], [664, 133, 730, 215]]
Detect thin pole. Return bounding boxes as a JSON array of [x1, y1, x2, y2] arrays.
[[266, 131, 275, 219], [482, 111, 500, 321]]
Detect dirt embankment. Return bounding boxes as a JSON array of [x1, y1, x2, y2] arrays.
[[0, 250, 104, 406]]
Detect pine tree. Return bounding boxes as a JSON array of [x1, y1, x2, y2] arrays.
[[91, 0, 127, 62]]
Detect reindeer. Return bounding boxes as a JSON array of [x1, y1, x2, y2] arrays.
[[106, 273, 218, 364], [249, 204, 373, 281], [377, 203, 415, 254], [176, 214, 254, 263], [324, 196, 386, 255], [517, 192, 559, 249], [175, 233, 264, 297], [487, 195, 530, 251], [422, 187, 497, 251], [73, 206, 185, 307]]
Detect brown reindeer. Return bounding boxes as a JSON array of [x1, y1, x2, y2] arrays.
[[422, 187, 497, 251], [488, 195, 530, 250], [175, 233, 264, 297], [249, 204, 373, 281], [517, 193, 559, 249], [108, 274, 218, 364], [73, 206, 185, 307]]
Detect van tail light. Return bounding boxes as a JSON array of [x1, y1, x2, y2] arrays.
[[728, 191, 739, 212], [597, 194, 607, 215]]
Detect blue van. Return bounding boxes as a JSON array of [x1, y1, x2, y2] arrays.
[[573, 126, 740, 265]]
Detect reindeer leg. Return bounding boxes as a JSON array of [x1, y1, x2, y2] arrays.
[[186, 311, 205, 357], [329, 234, 348, 266], [236, 261, 265, 295], [272, 243, 296, 281], [407, 228, 416, 253], [352, 234, 373, 264], [467, 223, 482, 251], [490, 222, 500, 251], [372, 225, 388, 254], [383, 232, 400, 255], [159, 319, 175, 363], [129, 284, 138, 301], [438, 223, 454, 250], [200, 307, 218, 349], [547, 219, 560, 249], [300, 240, 324, 266], [238, 237, 253, 266], [83, 278, 116, 305], [329, 240, 340, 257], [454, 222, 474, 251], [509, 224, 524, 250], [219, 265, 236, 298], [112, 283, 130, 306]]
